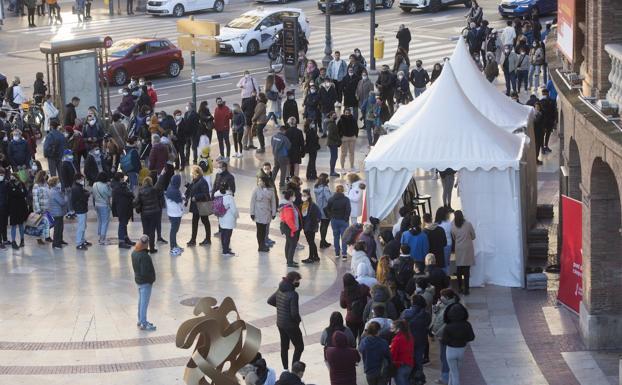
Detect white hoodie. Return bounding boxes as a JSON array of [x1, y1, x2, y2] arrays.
[[351, 250, 374, 277]]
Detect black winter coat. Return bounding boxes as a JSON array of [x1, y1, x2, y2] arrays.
[[70, 182, 90, 214], [376, 71, 396, 98], [303, 92, 321, 121], [131, 249, 156, 285], [285, 127, 305, 164], [304, 127, 320, 154], [134, 185, 163, 216], [212, 171, 235, 198], [341, 74, 360, 108], [325, 192, 351, 220], [425, 225, 448, 267], [84, 154, 111, 185], [282, 99, 299, 125], [185, 176, 210, 215], [60, 160, 76, 189], [338, 115, 358, 138], [112, 180, 134, 220], [396, 28, 411, 50], [441, 303, 475, 348], [64, 103, 77, 127], [319, 85, 337, 114], [7, 180, 29, 225], [302, 202, 322, 233], [0, 181, 8, 210], [267, 279, 301, 329]]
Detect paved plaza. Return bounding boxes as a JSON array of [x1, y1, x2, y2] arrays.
[[0, 119, 619, 385]]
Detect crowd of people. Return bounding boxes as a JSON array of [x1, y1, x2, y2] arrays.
[[7, 0, 138, 26], [0, 2, 560, 384]]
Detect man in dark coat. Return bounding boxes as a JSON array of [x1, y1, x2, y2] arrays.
[[183, 102, 201, 164], [282, 90, 299, 125], [375, 65, 396, 115], [539, 88, 558, 153], [112, 172, 135, 249], [131, 234, 157, 331], [43, 120, 66, 177], [7, 130, 31, 170], [63, 97, 80, 127], [274, 361, 306, 385], [267, 271, 304, 371], [341, 69, 360, 123], [285, 118, 305, 178], [211, 160, 236, 198], [71, 174, 91, 250], [396, 24, 412, 52]]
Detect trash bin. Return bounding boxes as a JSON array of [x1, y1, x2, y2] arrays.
[[374, 37, 384, 59]]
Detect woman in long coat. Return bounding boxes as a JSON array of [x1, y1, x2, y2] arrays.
[[249, 176, 276, 252], [8, 175, 30, 249], [451, 210, 476, 295]]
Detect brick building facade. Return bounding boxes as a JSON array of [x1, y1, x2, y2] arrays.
[[551, 0, 622, 349]]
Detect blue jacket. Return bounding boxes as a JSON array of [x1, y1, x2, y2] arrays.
[[313, 184, 331, 220], [7, 139, 31, 168], [401, 305, 432, 343], [327, 59, 347, 82], [44, 129, 66, 159], [358, 335, 391, 375], [124, 146, 141, 173], [401, 229, 430, 262], [47, 186, 67, 217]]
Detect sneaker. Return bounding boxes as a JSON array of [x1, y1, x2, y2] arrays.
[[139, 323, 157, 331], [157, 238, 168, 244], [84, 241, 93, 247], [12, 241, 19, 250], [149, 249, 158, 254], [118, 242, 131, 249], [341, 254, 348, 261], [320, 242, 331, 249], [248, 145, 258, 149], [296, 243, 305, 250], [329, 172, 340, 177], [45, 237, 53, 243], [258, 247, 270, 252], [61, 241, 68, 245], [287, 262, 299, 268], [170, 248, 181, 257], [53, 245, 63, 249], [186, 240, 196, 246], [199, 239, 211, 246], [125, 239, 136, 246], [301, 258, 314, 264], [256, 148, 265, 154], [76, 244, 88, 250], [216, 156, 224, 161], [223, 251, 236, 257]]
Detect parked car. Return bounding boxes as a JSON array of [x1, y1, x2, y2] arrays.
[[216, 8, 310, 56], [398, 0, 470, 13], [147, 0, 227, 16], [318, 0, 394, 14], [498, 0, 557, 18], [104, 38, 184, 86]]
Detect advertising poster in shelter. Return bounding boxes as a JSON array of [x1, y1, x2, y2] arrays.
[[558, 195, 582, 313], [557, 0, 575, 62]]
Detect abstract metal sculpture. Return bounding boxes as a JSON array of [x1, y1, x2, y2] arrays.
[[176, 297, 262, 385]]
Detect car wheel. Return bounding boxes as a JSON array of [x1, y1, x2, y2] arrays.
[[167, 61, 182, 78], [246, 40, 259, 56], [400, 6, 411, 12], [382, 0, 393, 9], [172, 3, 184, 17], [463, 0, 471, 7], [213, 0, 224, 11], [345, 1, 357, 14], [113, 69, 128, 86], [429, 0, 441, 12]]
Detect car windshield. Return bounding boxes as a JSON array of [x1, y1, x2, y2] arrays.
[[225, 14, 262, 29], [109, 41, 137, 57]]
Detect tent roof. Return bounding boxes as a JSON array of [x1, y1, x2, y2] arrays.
[[451, 36, 533, 131], [364, 61, 525, 172], [383, 37, 532, 132]]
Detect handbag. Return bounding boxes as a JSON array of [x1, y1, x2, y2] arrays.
[[196, 200, 213, 216], [26, 212, 43, 228]]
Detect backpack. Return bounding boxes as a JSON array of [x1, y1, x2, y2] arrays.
[[212, 195, 226, 217], [395, 257, 414, 289], [343, 223, 363, 246], [120, 151, 133, 173], [350, 295, 367, 319], [367, 300, 388, 322], [266, 89, 278, 101], [43, 136, 58, 158]]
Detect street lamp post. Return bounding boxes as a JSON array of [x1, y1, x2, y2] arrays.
[[322, 0, 333, 69], [370, 0, 376, 71]]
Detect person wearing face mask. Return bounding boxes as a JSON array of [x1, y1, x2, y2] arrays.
[[83, 112, 104, 150], [375, 65, 396, 116], [0, 167, 9, 249], [409, 60, 429, 98], [43, 120, 66, 177], [342, 67, 360, 123], [32, 170, 52, 245], [395, 71, 410, 107], [515, 47, 530, 93], [241, 91, 258, 151], [327, 50, 347, 106], [302, 86, 321, 135], [214, 181, 238, 257], [84, 146, 108, 186], [352, 48, 367, 67], [211, 160, 236, 198], [431, 288, 461, 385], [484, 53, 499, 83], [337, 109, 357, 173], [300, 189, 321, 264], [70, 174, 91, 250], [60, 149, 77, 218], [271, 126, 291, 188], [319, 79, 337, 133], [356, 70, 374, 125], [267, 271, 304, 370], [8, 173, 29, 250], [170, 109, 186, 169], [213, 97, 233, 161], [117, 88, 135, 117], [347, 54, 364, 78], [500, 44, 518, 96], [250, 176, 276, 252], [324, 112, 340, 177], [7, 129, 31, 171], [282, 90, 299, 127], [303, 60, 320, 95], [528, 40, 545, 91], [231, 103, 245, 158], [237, 70, 258, 105], [184, 102, 202, 165], [400, 294, 432, 374], [145, 82, 157, 109], [303, 120, 319, 181], [250, 93, 267, 153], [393, 47, 410, 77], [42, 94, 59, 133], [47, 182, 68, 248], [136, 85, 153, 112], [279, 190, 301, 268], [285, 117, 304, 178]]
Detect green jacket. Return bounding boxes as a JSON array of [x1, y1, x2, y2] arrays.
[[325, 120, 341, 146]]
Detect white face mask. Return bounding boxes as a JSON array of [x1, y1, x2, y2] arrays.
[[245, 74, 250, 79], [185, 106, 190, 111], [215, 168, 222, 174], [88, 120, 96, 126], [13, 135, 20, 141], [302, 196, 308, 202], [174, 115, 182, 121], [123, 92, 129, 96], [362, 75, 368, 80], [31, 165, 38, 171], [398, 75, 403, 80], [348, 72, 354, 76], [78, 180, 85, 185], [93, 150, 100, 156], [64, 133, 69, 138], [139, 81, 146, 86], [310, 89, 317, 94]]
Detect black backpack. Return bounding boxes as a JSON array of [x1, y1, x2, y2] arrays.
[[395, 257, 414, 289], [350, 295, 367, 318]]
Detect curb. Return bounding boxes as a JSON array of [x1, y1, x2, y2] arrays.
[[196, 72, 231, 81]]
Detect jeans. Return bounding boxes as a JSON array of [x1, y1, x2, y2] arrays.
[[284, 231, 297, 263], [217, 130, 231, 158], [137, 283, 152, 325], [365, 120, 374, 146], [340, 136, 356, 170], [443, 244, 452, 274], [504, 71, 517, 95], [517, 69, 529, 92], [76, 213, 87, 245], [53, 216, 64, 247], [190, 213, 211, 243], [128, 172, 138, 192], [394, 365, 412, 385], [273, 156, 289, 187], [446, 346, 466, 385], [27, 6, 35, 24], [304, 230, 318, 260], [169, 216, 181, 249], [331, 218, 348, 256], [232, 131, 243, 153], [48, 157, 61, 177], [277, 326, 304, 370], [141, 212, 158, 250], [440, 342, 449, 384], [441, 173, 455, 207], [414, 87, 426, 97], [95, 206, 110, 241], [414, 342, 426, 372], [321, 112, 330, 134], [328, 145, 339, 174], [11, 224, 24, 242], [220, 228, 232, 253], [529, 64, 541, 90], [64, 189, 74, 213], [365, 373, 388, 385]]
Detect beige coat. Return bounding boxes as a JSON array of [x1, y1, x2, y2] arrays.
[[451, 221, 476, 266]]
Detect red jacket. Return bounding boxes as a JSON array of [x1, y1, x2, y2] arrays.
[[280, 203, 301, 237], [213, 105, 233, 132], [148, 142, 169, 173], [390, 331, 414, 368], [147, 88, 158, 108]]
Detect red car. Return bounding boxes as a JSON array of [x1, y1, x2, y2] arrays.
[[105, 38, 185, 86]]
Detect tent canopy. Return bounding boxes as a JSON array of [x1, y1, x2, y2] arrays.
[[383, 37, 532, 132], [365, 61, 525, 173]]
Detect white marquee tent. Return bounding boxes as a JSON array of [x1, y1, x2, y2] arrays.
[[364, 60, 528, 287]]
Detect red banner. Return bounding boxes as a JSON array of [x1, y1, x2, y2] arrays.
[[557, 0, 575, 61], [558, 195, 582, 313]]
